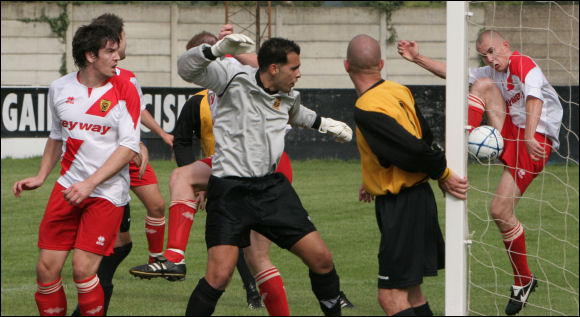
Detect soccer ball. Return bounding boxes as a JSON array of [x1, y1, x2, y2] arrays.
[[468, 125, 504, 162]]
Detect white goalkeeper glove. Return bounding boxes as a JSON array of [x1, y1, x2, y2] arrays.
[[319, 117, 353, 143], [211, 34, 255, 57]]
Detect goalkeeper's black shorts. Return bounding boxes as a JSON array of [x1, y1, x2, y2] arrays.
[[375, 182, 445, 289], [204, 173, 317, 250], [120, 203, 131, 233]]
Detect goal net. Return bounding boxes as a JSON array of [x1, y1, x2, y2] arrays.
[[446, 1, 579, 315]]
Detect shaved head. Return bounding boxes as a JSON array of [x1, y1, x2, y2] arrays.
[[477, 30, 506, 46], [346, 34, 382, 74]]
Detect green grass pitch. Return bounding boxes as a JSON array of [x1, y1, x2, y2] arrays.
[[1, 158, 578, 315]]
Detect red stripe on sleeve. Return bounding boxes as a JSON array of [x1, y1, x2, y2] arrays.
[[120, 78, 142, 129], [508, 51, 537, 85]]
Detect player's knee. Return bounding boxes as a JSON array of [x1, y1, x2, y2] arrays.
[[146, 199, 165, 217], [36, 260, 60, 282], [116, 231, 132, 246], [206, 268, 235, 290], [169, 168, 184, 189], [490, 198, 513, 224], [71, 263, 95, 282], [244, 254, 272, 275], [309, 249, 334, 273], [470, 77, 497, 99]]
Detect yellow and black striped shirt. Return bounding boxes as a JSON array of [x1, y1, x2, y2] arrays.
[[354, 80, 451, 195], [173, 89, 215, 167]]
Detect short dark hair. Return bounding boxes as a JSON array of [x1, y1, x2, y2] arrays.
[[186, 31, 218, 50], [72, 24, 119, 69], [257, 38, 300, 71], [91, 13, 124, 37]]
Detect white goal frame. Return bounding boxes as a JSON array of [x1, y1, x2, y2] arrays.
[[445, 1, 470, 316]]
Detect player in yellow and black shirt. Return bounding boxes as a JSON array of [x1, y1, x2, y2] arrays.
[[345, 34, 469, 316], [172, 89, 215, 165], [355, 79, 451, 195]]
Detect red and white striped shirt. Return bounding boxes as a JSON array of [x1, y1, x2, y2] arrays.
[[48, 72, 141, 206], [469, 51, 563, 149]]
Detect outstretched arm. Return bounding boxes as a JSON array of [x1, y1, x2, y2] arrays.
[[289, 103, 353, 143], [398, 40, 447, 79], [219, 24, 258, 68], [178, 34, 254, 93]]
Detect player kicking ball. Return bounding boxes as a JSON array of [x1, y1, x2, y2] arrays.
[[398, 30, 563, 315]]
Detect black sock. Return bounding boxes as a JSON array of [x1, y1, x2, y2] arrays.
[[309, 267, 341, 316], [185, 277, 224, 316], [71, 242, 132, 316], [394, 307, 417, 316], [236, 249, 258, 296], [413, 302, 433, 316]]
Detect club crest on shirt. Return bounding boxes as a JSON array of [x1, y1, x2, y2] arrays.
[[100, 99, 112, 112], [272, 97, 281, 110]]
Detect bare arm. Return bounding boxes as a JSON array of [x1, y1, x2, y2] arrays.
[[63, 146, 137, 205], [233, 53, 258, 68], [141, 109, 174, 147], [137, 141, 150, 178], [13, 138, 63, 197], [524, 96, 545, 161], [398, 40, 447, 79]]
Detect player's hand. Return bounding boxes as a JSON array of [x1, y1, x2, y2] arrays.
[[319, 117, 353, 143], [161, 132, 174, 148], [438, 172, 469, 200], [397, 40, 419, 62], [211, 34, 254, 57], [138, 143, 150, 178], [525, 137, 547, 161], [358, 185, 374, 203], [219, 24, 234, 40], [195, 191, 207, 211], [13, 176, 44, 197], [62, 181, 96, 206]]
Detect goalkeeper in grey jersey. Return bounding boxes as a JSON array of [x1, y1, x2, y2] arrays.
[[178, 34, 350, 316]]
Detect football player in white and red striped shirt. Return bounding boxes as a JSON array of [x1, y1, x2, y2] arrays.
[[398, 30, 563, 315], [69, 14, 170, 316], [13, 24, 141, 316]]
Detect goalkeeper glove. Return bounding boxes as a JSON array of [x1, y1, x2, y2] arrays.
[[319, 117, 353, 143], [211, 34, 255, 57]]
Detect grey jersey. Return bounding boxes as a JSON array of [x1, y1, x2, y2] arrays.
[[178, 44, 317, 177]]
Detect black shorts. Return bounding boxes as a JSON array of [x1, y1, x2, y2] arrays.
[[375, 182, 444, 289], [205, 173, 317, 250], [119, 203, 131, 233]]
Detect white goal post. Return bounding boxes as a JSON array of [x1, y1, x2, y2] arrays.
[[445, 1, 470, 316]]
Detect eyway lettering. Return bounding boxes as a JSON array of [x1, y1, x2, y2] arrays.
[[62, 120, 111, 135]]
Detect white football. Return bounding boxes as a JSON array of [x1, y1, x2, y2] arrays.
[[468, 125, 504, 162]]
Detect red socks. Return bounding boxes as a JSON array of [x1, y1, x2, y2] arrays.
[[164, 200, 197, 263], [75, 275, 104, 316], [255, 267, 290, 316], [502, 221, 532, 286], [36, 275, 105, 316], [145, 216, 166, 262], [468, 94, 485, 132], [35, 277, 67, 316]]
